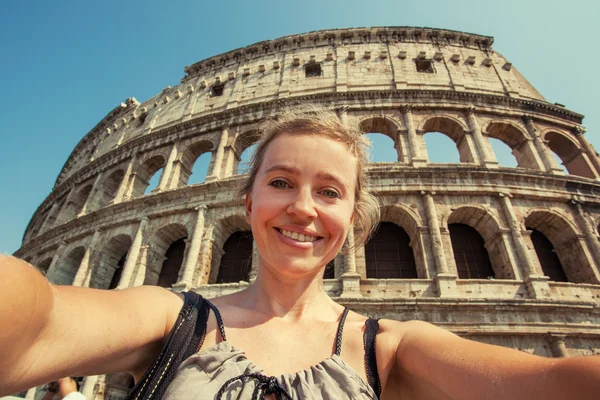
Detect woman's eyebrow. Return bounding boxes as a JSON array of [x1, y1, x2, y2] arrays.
[[264, 164, 349, 190]]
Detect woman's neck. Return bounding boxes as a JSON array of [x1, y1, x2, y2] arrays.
[[239, 263, 338, 321]]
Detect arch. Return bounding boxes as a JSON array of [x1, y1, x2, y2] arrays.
[[238, 142, 258, 174], [208, 214, 252, 283], [448, 223, 495, 279], [528, 228, 567, 282], [179, 140, 214, 186], [543, 131, 596, 178], [145, 223, 188, 287], [89, 169, 125, 212], [91, 234, 133, 289], [132, 155, 166, 198], [60, 184, 93, 221], [359, 117, 402, 162], [217, 230, 254, 283], [233, 129, 262, 175], [421, 116, 475, 163], [53, 246, 85, 285], [484, 122, 538, 169], [37, 257, 53, 275], [447, 206, 513, 279], [365, 222, 418, 279], [524, 210, 596, 283]]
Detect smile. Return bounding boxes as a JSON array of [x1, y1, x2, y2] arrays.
[[277, 229, 321, 243]]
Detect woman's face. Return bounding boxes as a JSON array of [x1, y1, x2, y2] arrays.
[[246, 132, 357, 280]]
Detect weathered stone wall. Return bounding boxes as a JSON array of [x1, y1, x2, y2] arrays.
[[16, 27, 600, 399]]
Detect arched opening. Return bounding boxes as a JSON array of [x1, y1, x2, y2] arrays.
[[527, 228, 567, 282], [449, 223, 495, 279], [545, 131, 595, 178], [54, 247, 85, 285], [488, 137, 518, 168], [359, 117, 401, 162], [524, 211, 597, 283], [423, 133, 461, 163], [91, 234, 132, 289], [92, 169, 125, 211], [37, 257, 53, 276], [422, 117, 475, 164], [132, 155, 165, 198], [44, 196, 67, 230], [217, 231, 253, 283], [145, 223, 188, 287], [485, 122, 538, 170], [324, 259, 335, 279], [179, 141, 213, 186], [60, 184, 93, 220], [238, 143, 258, 175], [365, 133, 397, 162], [365, 222, 418, 279]]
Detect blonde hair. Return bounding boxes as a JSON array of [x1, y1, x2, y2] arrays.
[[239, 105, 380, 246]]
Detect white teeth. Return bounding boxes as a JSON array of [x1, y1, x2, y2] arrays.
[[280, 229, 318, 243]]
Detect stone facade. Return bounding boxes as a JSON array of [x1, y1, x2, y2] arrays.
[[14, 27, 600, 399]]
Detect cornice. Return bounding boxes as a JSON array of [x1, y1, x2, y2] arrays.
[[182, 26, 494, 81]]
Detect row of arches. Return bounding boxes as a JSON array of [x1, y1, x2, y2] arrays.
[[36, 203, 599, 294], [31, 111, 599, 241]]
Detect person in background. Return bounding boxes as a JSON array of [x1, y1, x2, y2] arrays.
[[41, 378, 85, 400]]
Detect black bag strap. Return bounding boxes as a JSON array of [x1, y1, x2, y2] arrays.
[[363, 318, 381, 398], [125, 291, 209, 400]]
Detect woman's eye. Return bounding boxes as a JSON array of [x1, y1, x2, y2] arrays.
[[269, 179, 289, 189], [321, 189, 340, 198]]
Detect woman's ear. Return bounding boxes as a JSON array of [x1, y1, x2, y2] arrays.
[[245, 193, 252, 223]]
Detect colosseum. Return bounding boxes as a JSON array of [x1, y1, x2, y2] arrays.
[[13, 26, 600, 399]]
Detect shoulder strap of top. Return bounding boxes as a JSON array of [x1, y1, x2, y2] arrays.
[[204, 298, 227, 341], [334, 307, 350, 356], [363, 318, 382, 398], [125, 291, 209, 400]]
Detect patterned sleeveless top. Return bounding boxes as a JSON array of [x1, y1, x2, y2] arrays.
[[163, 301, 381, 399]]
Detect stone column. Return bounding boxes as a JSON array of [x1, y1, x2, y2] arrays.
[[340, 228, 362, 298], [249, 241, 259, 282], [174, 206, 206, 290], [79, 172, 104, 216], [81, 376, 99, 399], [337, 108, 348, 125], [574, 126, 600, 178], [523, 115, 563, 174], [45, 241, 67, 282], [114, 155, 138, 203], [497, 193, 550, 298], [572, 198, 600, 278], [546, 334, 569, 358], [401, 105, 426, 166], [422, 191, 457, 297], [158, 143, 179, 191], [117, 218, 148, 289], [206, 127, 229, 182], [73, 230, 102, 287], [466, 106, 498, 168]]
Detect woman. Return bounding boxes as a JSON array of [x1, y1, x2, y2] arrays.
[[1, 107, 599, 399]]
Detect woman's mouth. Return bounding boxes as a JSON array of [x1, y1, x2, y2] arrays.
[[276, 228, 322, 243]]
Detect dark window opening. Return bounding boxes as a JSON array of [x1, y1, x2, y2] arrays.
[[108, 252, 128, 290], [217, 231, 253, 283], [365, 222, 418, 279], [528, 228, 568, 282], [157, 238, 187, 288], [324, 259, 335, 279], [138, 111, 148, 126], [305, 63, 322, 78], [449, 224, 494, 279], [415, 59, 434, 73], [211, 83, 225, 97]]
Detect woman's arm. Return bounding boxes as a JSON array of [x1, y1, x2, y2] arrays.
[[390, 320, 600, 400], [0, 255, 183, 396]]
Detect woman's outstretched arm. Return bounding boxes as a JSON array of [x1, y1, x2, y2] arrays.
[[0, 255, 183, 396], [390, 320, 600, 400]]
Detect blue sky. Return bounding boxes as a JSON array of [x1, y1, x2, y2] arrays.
[[1, 0, 599, 254]]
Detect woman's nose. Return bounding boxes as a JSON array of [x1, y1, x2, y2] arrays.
[[287, 188, 318, 219]]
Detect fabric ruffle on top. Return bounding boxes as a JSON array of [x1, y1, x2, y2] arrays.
[[163, 341, 378, 400]]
